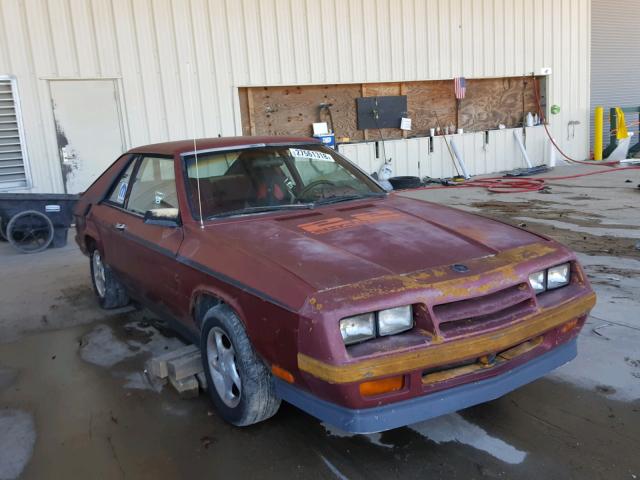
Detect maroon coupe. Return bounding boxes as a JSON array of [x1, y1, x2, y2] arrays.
[[74, 136, 595, 433]]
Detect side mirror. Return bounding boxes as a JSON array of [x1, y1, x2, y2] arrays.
[[144, 208, 180, 227]]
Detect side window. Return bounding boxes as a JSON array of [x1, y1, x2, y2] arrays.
[[107, 160, 136, 206], [127, 156, 178, 215]]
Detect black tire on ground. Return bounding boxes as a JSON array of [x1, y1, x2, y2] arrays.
[[200, 305, 281, 427], [90, 249, 129, 309], [6, 210, 54, 253], [388, 176, 423, 190]]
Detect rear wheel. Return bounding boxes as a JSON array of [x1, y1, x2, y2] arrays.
[[90, 249, 129, 309], [200, 305, 281, 426]]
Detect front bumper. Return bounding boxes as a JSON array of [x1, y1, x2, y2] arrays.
[[276, 337, 577, 433]]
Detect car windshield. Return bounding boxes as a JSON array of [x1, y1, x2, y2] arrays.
[[183, 145, 384, 219]]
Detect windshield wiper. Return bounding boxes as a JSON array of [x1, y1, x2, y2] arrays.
[[313, 192, 387, 206], [206, 203, 314, 220]]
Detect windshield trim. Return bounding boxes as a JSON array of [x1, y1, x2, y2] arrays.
[[180, 141, 320, 158]]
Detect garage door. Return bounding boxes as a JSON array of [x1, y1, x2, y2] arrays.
[[591, 0, 640, 147]]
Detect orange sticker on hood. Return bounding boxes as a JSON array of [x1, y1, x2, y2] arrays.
[[299, 209, 406, 234]]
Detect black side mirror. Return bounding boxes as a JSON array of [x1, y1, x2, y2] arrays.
[[144, 208, 180, 227]]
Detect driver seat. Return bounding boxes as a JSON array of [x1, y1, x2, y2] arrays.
[[235, 151, 292, 206]]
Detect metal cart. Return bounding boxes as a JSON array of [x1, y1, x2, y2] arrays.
[[0, 193, 79, 254]]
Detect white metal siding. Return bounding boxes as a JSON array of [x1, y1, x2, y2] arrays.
[[591, 0, 640, 146], [0, 0, 591, 193], [339, 126, 551, 178]]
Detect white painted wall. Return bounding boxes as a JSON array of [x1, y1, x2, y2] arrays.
[[0, 0, 590, 193], [339, 126, 551, 178]]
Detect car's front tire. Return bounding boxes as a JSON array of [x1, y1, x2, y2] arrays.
[[200, 305, 281, 426], [90, 249, 129, 309]]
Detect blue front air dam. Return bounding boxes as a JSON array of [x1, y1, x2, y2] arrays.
[[275, 339, 577, 434]]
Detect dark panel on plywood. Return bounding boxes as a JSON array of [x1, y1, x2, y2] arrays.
[[356, 96, 408, 129]]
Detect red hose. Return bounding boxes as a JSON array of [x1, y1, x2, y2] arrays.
[[405, 166, 640, 194], [532, 77, 623, 167]]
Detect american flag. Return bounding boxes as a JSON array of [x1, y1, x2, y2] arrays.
[[454, 77, 466, 100]]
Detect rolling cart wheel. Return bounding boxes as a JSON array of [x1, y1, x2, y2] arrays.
[[6, 210, 55, 254], [0, 217, 7, 241]]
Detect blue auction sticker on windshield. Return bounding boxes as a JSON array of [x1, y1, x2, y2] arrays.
[[117, 182, 128, 203], [289, 148, 333, 161]]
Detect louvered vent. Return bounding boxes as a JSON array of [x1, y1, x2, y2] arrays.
[[0, 77, 29, 189]]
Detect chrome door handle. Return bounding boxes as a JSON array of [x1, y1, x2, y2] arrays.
[[114, 223, 127, 231]]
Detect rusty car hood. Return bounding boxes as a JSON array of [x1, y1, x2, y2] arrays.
[[201, 195, 546, 292]]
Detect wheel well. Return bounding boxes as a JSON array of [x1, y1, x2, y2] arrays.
[[85, 235, 97, 253], [193, 293, 223, 328]]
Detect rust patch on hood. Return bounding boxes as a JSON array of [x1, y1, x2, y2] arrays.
[[345, 243, 558, 302]]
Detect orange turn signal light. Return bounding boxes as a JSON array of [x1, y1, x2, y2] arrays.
[[560, 319, 579, 334], [272, 365, 295, 383], [359, 376, 404, 397]]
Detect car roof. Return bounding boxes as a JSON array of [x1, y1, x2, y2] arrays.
[[128, 136, 320, 156]]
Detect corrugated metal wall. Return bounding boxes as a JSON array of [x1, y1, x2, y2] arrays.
[[0, 0, 591, 193], [591, 0, 640, 147]]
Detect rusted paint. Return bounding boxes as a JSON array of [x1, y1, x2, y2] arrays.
[[297, 292, 595, 384], [53, 118, 72, 194], [309, 297, 323, 311], [344, 243, 557, 302], [421, 336, 543, 385]]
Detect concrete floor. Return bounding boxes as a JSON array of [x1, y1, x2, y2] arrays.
[[0, 165, 639, 479]]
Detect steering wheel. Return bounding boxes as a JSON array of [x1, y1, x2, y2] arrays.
[[299, 179, 336, 199]]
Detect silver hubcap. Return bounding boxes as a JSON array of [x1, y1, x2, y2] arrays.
[[207, 327, 242, 408], [92, 251, 106, 298]]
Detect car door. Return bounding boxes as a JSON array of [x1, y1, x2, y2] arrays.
[[97, 154, 184, 316]]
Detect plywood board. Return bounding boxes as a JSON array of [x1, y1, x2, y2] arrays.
[[405, 80, 457, 136], [459, 77, 539, 131], [240, 84, 364, 141], [240, 77, 543, 142]]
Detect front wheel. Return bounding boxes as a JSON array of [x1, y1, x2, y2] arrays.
[[90, 249, 129, 309], [200, 305, 281, 427]]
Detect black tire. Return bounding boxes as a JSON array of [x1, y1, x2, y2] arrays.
[[90, 249, 129, 309], [200, 305, 281, 427], [388, 176, 423, 190], [6, 210, 54, 253]]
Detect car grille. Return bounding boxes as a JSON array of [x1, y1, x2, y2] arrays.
[[433, 283, 536, 337]]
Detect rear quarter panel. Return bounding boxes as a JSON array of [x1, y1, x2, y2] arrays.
[[74, 154, 132, 253]]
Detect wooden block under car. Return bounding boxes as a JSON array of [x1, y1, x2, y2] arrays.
[[169, 374, 199, 398], [148, 344, 199, 379], [167, 350, 204, 381]]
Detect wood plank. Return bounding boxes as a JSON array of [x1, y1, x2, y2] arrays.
[[238, 87, 251, 136], [246, 88, 256, 136], [400, 83, 408, 139]]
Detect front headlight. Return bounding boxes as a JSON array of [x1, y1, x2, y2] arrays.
[[528, 270, 546, 293], [340, 313, 375, 345], [378, 306, 413, 336], [547, 263, 570, 289]]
